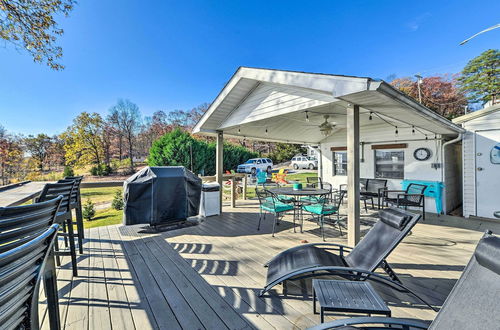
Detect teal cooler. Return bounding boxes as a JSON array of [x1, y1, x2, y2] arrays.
[[401, 180, 444, 214]]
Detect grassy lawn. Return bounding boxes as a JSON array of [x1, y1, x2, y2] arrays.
[[80, 186, 124, 228], [81, 187, 122, 204], [84, 208, 122, 229]]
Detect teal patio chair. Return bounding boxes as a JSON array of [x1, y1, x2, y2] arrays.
[[256, 188, 294, 237], [263, 182, 294, 204], [302, 191, 345, 241]]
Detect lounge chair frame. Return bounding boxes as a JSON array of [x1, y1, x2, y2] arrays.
[[260, 208, 421, 297]]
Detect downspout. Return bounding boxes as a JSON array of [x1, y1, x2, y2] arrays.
[[441, 133, 463, 214]]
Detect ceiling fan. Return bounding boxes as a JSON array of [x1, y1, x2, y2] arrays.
[[302, 114, 336, 136], [318, 115, 336, 136]]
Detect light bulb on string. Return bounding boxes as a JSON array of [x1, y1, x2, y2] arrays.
[[395, 126, 398, 135], [305, 111, 309, 122], [265, 128, 268, 135], [238, 127, 241, 134], [412, 126, 415, 135], [369, 112, 373, 120]]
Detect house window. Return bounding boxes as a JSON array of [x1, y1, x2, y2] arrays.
[[333, 152, 347, 176], [374, 150, 404, 179]]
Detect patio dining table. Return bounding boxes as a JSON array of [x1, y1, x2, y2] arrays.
[[269, 187, 330, 233]]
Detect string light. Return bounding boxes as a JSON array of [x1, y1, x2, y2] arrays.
[[265, 127, 268, 135], [305, 111, 310, 122], [369, 112, 373, 120], [412, 126, 415, 134], [425, 135, 428, 140], [395, 126, 398, 135], [238, 127, 241, 134]]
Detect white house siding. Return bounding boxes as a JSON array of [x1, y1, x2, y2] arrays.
[[462, 131, 476, 217], [461, 110, 500, 218], [320, 124, 448, 214]]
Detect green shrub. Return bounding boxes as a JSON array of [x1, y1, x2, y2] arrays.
[[63, 166, 74, 177], [267, 143, 307, 164], [82, 198, 96, 221], [111, 190, 124, 210], [148, 128, 258, 175], [90, 164, 113, 176]]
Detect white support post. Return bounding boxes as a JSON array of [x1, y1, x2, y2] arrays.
[[317, 144, 323, 181], [347, 104, 360, 246], [216, 131, 224, 211]]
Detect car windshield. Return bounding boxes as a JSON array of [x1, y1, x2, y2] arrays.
[[244, 159, 256, 164]]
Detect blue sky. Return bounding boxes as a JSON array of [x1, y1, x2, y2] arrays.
[[0, 0, 498, 136]]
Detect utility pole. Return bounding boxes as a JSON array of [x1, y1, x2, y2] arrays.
[[415, 74, 423, 103]]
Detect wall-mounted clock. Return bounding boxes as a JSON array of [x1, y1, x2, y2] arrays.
[[414, 147, 432, 161]]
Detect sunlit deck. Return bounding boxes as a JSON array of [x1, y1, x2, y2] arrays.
[[39, 200, 484, 329]]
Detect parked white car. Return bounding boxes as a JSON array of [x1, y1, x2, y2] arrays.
[[237, 158, 273, 174], [291, 156, 317, 170]]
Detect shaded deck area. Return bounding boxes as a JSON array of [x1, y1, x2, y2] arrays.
[[39, 201, 484, 329]]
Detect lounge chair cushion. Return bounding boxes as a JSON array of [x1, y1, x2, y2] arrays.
[[474, 236, 500, 275], [379, 208, 411, 230]]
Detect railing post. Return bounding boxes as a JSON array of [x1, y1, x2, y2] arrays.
[[242, 175, 247, 200], [230, 177, 236, 208]]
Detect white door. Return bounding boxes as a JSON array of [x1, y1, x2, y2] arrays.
[[476, 129, 500, 218]]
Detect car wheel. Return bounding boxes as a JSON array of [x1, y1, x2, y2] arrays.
[[308, 163, 315, 170], [293, 164, 299, 170], [267, 166, 272, 173], [251, 168, 256, 175]]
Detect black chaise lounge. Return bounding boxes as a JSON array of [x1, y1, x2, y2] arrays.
[[260, 207, 421, 297], [308, 230, 500, 329]]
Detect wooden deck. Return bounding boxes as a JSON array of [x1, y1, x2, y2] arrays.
[[39, 200, 485, 329]]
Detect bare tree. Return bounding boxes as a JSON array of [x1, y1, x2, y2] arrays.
[[109, 99, 142, 173]]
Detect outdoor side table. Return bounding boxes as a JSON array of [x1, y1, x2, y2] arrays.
[[312, 279, 391, 323]]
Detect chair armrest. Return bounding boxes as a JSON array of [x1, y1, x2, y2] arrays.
[[307, 316, 430, 330], [397, 193, 425, 200]]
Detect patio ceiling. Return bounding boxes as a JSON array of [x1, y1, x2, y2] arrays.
[[193, 67, 464, 143]]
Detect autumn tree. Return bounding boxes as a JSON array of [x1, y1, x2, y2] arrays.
[[390, 75, 467, 119], [63, 112, 105, 168], [46, 135, 66, 170], [0, 126, 23, 185], [458, 49, 500, 105], [24, 133, 52, 171], [108, 99, 142, 173], [0, 0, 76, 70]]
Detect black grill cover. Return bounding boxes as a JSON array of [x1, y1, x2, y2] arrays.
[[123, 166, 202, 226]]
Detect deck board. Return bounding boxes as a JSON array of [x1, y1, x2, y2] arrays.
[[39, 200, 484, 329]]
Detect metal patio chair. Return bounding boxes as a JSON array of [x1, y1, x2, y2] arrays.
[[360, 179, 388, 209], [36, 182, 79, 276], [0, 198, 62, 330], [301, 191, 345, 240], [0, 225, 60, 330], [306, 176, 322, 188], [260, 207, 422, 297], [383, 183, 427, 220], [308, 230, 500, 329], [58, 176, 84, 253], [255, 188, 294, 237]]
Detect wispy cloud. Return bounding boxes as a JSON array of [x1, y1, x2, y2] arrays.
[[407, 12, 431, 31]]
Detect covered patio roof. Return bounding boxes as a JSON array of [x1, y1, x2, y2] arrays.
[[193, 67, 464, 246], [193, 67, 464, 143]]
